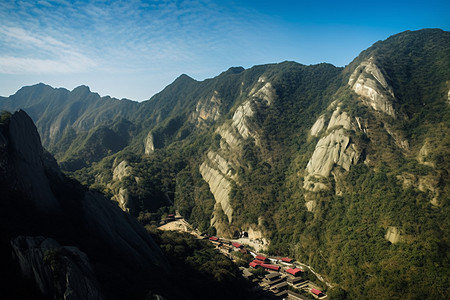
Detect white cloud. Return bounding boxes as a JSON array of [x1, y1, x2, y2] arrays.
[[0, 26, 97, 74], [0, 56, 93, 74]]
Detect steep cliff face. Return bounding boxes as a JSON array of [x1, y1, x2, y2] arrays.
[[303, 105, 361, 208], [200, 77, 277, 235], [0, 110, 167, 299], [7, 110, 62, 213], [348, 56, 396, 117], [190, 90, 223, 127], [144, 131, 155, 154], [11, 236, 104, 300]]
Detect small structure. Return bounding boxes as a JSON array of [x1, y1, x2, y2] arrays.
[[264, 272, 281, 282], [209, 236, 219, 242], [249, 261, 261, 268], [232, 242, 242, 249], [271, 281, 288, 292], [255, 255, 268, 262], [311, 288, 323, 296], [281, 257, 293, 263], [287, 277, 306, 286], [275, 290, 288, 298], [261, 263, 281, 272], [287, 290, 310, 300], [286, 268, 303, 277], [163, 214, 175, 223]]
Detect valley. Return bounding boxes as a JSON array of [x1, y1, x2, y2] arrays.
[[0, 29, 449, 299]]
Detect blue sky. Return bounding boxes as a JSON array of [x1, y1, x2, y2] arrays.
[[0, 0, 449, 101]]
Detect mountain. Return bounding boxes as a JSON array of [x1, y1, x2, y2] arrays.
[[0, 110, 168, 299], [1, 28, 449, 299]]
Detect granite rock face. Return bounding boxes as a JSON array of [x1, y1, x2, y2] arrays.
[[348, 57, 396, 117], [11, 236, 104, 300], [1, 110, 168, 299], [7, 109, 62, 213], [303, 106, 361, 199], [144, 131, 155, 154], [200, 77, 277, 235]]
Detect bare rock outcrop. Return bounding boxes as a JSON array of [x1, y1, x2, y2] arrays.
[[417, 140, 435, 167], [397, 172, 441, 206], [11, 236, 104, 300], [304, 106, 360, 194], [112, 160, 132, 181], [144, 131, 155, 154], [199, 160, 234, 223], [200, 79, 277, 234], [109, 160, 134, 211], [310, 115, 326, 137], [349, 57, 396, 117], [385, 226, 402, 244], [191, 90, 223, 127], [111, 187, 131, 212]]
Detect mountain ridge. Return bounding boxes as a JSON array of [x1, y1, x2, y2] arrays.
[[1, 28, 449, 299]]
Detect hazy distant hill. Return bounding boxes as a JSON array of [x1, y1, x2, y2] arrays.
[[1, 28, 449, 299]]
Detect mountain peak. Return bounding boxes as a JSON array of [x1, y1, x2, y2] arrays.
[[175, 73, 195, 82], [72, 85, 91, 93], [224, 66, 245, 75]]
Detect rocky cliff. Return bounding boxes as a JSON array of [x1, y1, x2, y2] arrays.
[[200, 76, 277, 236], [348, 56, 396, 117], [11, 236, 104, 300], [0, 110, 167, 299]]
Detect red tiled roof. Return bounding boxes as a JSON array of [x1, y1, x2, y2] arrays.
[[252, 260, 263, 265], [261, 263, 280, 271], [286, 268, 303, 276], [255, 255, 267, 261], [209, 236, 219, 241], [281, 257, 292, 263], [249, 261, 260, 268], [232, 242, 242, 248], [311, 288, 322, 295]]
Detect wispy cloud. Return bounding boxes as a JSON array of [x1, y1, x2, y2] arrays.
[[0, 0, 269, 73], [0, 0, 283, 96], [0, 26, 97, 74]]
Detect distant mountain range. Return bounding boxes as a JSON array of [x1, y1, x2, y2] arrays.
[[1, 28, 449, 299]]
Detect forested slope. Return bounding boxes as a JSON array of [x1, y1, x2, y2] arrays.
[[1, 29, 449, 299]]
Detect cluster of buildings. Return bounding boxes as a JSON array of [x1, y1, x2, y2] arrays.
[[208, 236, 327, 299]]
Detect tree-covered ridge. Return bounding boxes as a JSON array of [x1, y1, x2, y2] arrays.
[[1, 29, 449, 299]]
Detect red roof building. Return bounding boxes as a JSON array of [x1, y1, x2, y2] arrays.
[[311, 288, 322, 296], [232, 242, 242, 248], [255, 255, 268, 262], [286, 268, 303, 276], [261, 263, 281, 272], [281, 257, 292, 263], [252, 259, 263, 265], [249, 261, 260, 268], [209, 236, 219, 241]]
